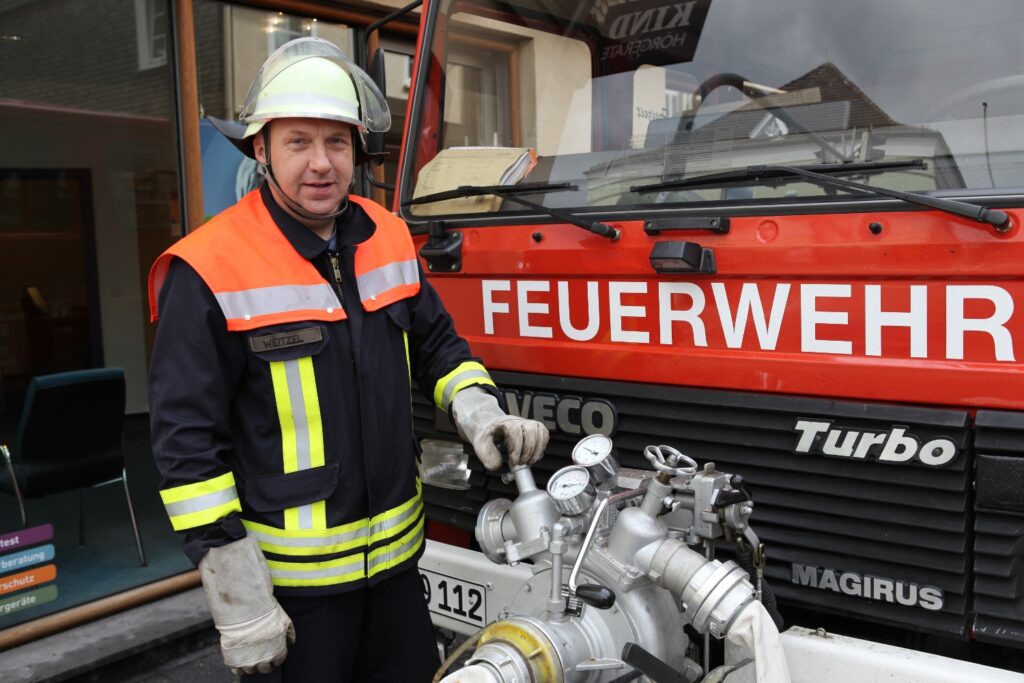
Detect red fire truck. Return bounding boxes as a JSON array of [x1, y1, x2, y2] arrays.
[[378, 0, 1024, 679]]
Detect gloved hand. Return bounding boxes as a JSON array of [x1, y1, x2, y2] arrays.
[[199, 534, 295, 675], [451, 386, 549, 470]]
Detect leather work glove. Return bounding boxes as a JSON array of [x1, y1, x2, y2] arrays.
[[451, 386, 549, 470], [199, 534, 295, 675]]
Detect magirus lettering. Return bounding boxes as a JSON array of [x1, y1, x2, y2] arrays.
[[792, 563, 944, 611], [503, 390, 617, 437], [793, 419, 958, 467]]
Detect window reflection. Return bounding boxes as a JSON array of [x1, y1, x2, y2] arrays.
[[0, 0, 187, 629]]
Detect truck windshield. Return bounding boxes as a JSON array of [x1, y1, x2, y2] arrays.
[[402, 0, 1024, 220]]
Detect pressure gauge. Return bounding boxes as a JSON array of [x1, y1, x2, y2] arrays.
[[546, 465, 596, 516], [572, 433, 619, 484]]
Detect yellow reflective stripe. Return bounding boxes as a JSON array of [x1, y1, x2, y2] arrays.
[[242, 516, 367, 538], [167, 499, 242, 531], [272, 357, 328, 530], [270, 361, 298, 473], [368, 479, 422, 544], [298, 357, 326, 528], [402, 331, 411, 382], [250, 534, 364, 557], [266, 553, 366, 587], [298, 358, 324, 470], [159, 472, 236, 504], [271, 358, 300, 530], [369, 501, 423, 545], [368, 515, 425, 578], [244, 509, 367, 556], [240, 484, 421, 555], [433, 361, 495, 411], [160, 472, 242, 531]]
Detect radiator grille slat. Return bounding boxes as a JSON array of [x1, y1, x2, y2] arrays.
[[972, 410, 1024, 648]]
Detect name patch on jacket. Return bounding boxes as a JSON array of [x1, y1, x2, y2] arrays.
[[248, 327, 324, 352]]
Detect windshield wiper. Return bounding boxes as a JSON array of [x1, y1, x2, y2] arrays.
[[633, 160, 1011, 231], [403, 182, 620, 239], [633, 160, 924, 193]]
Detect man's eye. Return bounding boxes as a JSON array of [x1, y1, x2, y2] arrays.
[[287, 138, 309, 146], [328, 138, 349, 147]]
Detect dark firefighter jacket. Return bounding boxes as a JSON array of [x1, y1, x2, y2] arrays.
[[147, 185, 495, 596]]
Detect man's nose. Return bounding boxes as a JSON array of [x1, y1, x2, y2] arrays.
[[308, 141, 331, 172]]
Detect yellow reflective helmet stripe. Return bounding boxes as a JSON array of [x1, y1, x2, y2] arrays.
[[433, 361, 495, 412], [159, 472, 241, 531], [271, 357, 327, 530]]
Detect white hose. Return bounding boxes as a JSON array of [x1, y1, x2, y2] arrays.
[[721, 602, 792, 683]]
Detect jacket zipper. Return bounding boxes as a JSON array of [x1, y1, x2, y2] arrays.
[[329, 251, 344, 304]]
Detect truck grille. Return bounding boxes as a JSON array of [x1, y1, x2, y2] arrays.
[[416, 371, 992, 642]]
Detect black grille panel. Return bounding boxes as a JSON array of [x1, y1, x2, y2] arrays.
[[973, 410, 1024, 647], [416, 372, 976, 640]]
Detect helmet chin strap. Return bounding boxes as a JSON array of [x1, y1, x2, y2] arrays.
[[261, 127, 349, 222]]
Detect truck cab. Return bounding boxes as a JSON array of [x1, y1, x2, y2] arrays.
[[390, 0, 1024, 673]]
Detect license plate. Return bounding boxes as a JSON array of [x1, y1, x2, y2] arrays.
[[419, 569, 487, 627]]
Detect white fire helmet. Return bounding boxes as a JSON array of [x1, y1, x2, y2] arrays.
[[239, 37, 390, 158]]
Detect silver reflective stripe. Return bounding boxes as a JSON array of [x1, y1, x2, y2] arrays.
[[283, 359, 315, 529], [246, 524, 368, 550], [164, 487, 239, 518], [368, 521, 424, 575], [369, 500, 423, 542], [357, 259, 419, 303], [215, 283, 339, 321], [269, 554, 365, 581], [442, 368, 492, 411], [253, 92, 360, 120]]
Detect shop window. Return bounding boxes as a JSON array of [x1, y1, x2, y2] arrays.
[[0, 0, 186, 630]]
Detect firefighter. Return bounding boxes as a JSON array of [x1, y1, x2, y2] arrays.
[[147, 37, 548, 681]]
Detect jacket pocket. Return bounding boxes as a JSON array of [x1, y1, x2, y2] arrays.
[[244, 462, 339, 512], [245, 322, 330, 363]]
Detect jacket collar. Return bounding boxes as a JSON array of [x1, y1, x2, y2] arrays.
[[259, 183, 375, 259]]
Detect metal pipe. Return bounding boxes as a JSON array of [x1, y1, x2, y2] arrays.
[[569, 487, 646, 590], [0, 571, 201, 651]]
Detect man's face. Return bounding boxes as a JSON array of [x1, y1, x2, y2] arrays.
[[254, 118, 355, 226]]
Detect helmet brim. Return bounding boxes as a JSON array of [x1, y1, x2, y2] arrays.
[[208, 116, 256, 159]]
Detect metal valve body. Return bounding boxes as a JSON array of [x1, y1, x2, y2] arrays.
[[456, 443, 763, 683]]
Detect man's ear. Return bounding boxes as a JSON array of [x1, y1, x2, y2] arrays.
[[253, 134, 267, 165]]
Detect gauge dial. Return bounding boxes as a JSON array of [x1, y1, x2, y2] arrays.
[[571, 434, 619, 483], [547, 465, 596, 515]]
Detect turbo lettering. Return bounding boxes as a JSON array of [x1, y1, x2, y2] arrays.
[[793, 419, 958, 467], [479, 280, 1020, 363], [791, 563, 944, 611]]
